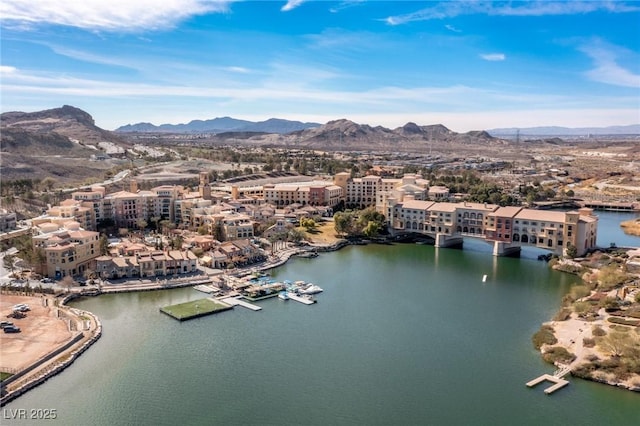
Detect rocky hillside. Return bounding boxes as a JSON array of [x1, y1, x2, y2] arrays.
[[1, 105, 127, 145], [202, 119, 504, 151], [1, 106, 130, 184]]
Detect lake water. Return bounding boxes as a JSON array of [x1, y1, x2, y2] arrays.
[[3, 211, 639, 425]]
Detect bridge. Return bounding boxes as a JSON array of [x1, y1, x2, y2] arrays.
[[384, 200, 598, 257], [399, 229, 550, 257]]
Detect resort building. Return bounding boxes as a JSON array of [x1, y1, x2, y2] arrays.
[[32, 199, 97, 232], [334, 173, 430, 209], [31, 221, 101, 279], [382, 197, 598, 256], [263, 181, 343, 207]]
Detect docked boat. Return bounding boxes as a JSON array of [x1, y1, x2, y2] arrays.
[[278, 292, 290, 300], [299, 284, 323, 295]]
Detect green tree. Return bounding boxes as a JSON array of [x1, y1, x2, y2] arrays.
[[3, 253, 16, 276], [565, 243, 578, 259], [334, 211, 354, 236], [300, 217, 317, 231], [288, 228, 305, 243], [99, 234, 110, 255], [362, 221, 380, 238], [170, 236, 184, 250]]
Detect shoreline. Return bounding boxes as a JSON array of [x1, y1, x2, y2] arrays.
[[4, 235, 635, 404], [0, 295, 103, 406], [538, 253, 640, 393], [0, 239, 350, 405]]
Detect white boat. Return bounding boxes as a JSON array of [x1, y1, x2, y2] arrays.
[[299, 284, 323, 295], [278, 292, 290, 300]]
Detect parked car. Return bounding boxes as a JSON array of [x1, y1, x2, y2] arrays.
[[41, 277, 53, 283], [13, 304, 30, 312], [0, 321, 14, 329], [3, 325, 21, 333]]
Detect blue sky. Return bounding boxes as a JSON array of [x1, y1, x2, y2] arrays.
[[1, 0, 639, 132]]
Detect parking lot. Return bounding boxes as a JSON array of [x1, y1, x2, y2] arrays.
[[0, 294, 74, 371]]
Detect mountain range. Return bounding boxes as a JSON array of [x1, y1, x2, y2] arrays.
[[487, 124, 640, 137], [2, 105, 638, 184], [118, 115, 640, 137], [116, 117, 321, 134]]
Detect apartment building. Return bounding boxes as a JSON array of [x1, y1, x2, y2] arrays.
[[263, 181, 343, 207], [335, 173, 429, 209], [33, 199, 97, 231], [95, 247, 197, 279], [32, 221, 100, 279]]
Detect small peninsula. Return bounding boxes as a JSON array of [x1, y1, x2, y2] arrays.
[[535, 248, 640, 392]]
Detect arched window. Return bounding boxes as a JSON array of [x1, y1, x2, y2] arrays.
[[521, 234, 529, 243]]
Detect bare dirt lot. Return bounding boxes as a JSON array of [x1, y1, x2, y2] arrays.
[[0, 295, 74, 371]]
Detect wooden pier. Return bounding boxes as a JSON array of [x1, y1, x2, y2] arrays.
[[526, 366, 571, 395]]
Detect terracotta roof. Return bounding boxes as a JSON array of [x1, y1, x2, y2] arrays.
[[400, 200, 434, 210], [514, 209, 567, 222]]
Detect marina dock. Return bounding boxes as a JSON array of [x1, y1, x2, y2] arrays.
[[219, 296, 262, 311]]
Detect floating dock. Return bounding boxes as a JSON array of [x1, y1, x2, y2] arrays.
[[287, 293, 316, 305], [526, 366, 571, 394], [160, 298, 233, 321], [220, 296, 262, 311]]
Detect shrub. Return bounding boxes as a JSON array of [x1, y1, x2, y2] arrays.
[[573, 301, 591, 315], [586, 353, 600, 362], [607, 317, 640, 327], [532, 325, 557, 350], [542, 346, 576, 364], [592, 326, 606, 337], [570, 285, 591, 300], [597, 265, 630, 291], [553, 308, 572, 321], [583, 337, 596, 348]]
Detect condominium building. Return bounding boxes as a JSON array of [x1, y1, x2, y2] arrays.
[[33, 199, 97, 231], [263, 181, 343, 207], [334, 173, 429, 209], [32, 221, 100, 279], [95, 248, 197, 279]]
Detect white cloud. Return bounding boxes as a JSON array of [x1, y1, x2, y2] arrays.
[[480, 53, 506, 61], [225, 66, 250, 74], [281, 0, 305, 12], [385, 1, 640, 25], [329, 1, 366, 14], [445, 24, 461, 33], [580, 42, 640, 88], [0, 0, 234, 32], [0, 65, 18, 74]]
